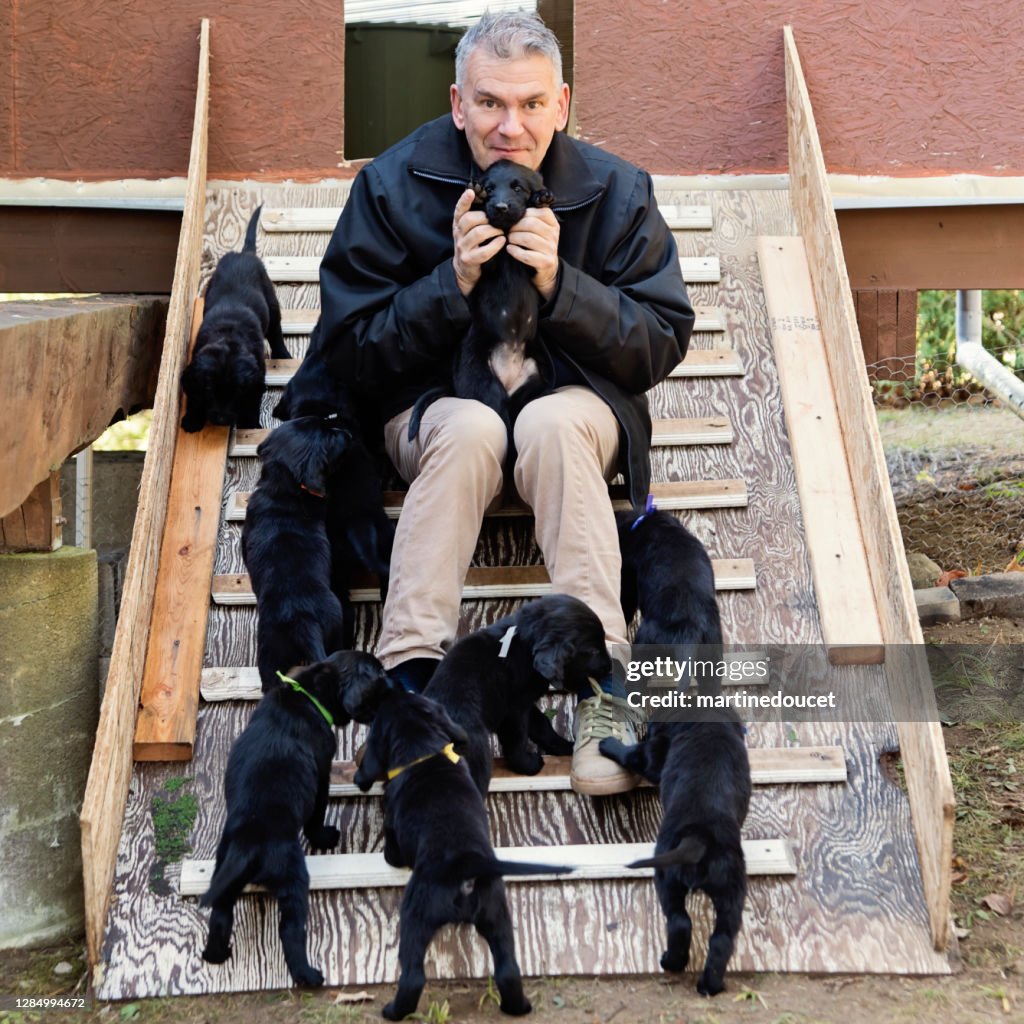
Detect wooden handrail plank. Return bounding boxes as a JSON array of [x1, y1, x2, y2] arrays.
[[757, 236, 884, 667], [211, 559, 756, 605], [224, 478, 748, 523], [179, 838, 796, 895], [265, 255, 719, 285], [785, 25, 953, 949], [132, 297, 229, 763], [79, 19, 211, 968]]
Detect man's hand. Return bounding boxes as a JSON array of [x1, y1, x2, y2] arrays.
[[507, 207, 561, 301], [452, 188, 505, 297]]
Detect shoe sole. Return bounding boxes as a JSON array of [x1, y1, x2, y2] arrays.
[[569, 769, 641, 797]]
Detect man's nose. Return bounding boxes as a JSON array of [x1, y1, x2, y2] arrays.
[[498, 109, 523, 135]]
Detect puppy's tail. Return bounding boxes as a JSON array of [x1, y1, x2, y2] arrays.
[[407, 388, 446, 442], [199, 846, 259, 908], [243, 204, 263, 253], [436, 852, 574, 882], [628, 833, 707, 870]]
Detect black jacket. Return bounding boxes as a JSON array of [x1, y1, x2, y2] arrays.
[[318, 116, 694, 506]]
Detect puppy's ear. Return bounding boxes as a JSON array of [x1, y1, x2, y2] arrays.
[[429, 701, 470, 749], [272, 391, 291, 420], [530, 188, 555, 209], [341, 658, 390, 724], [292, 426, 337, 496], [531, 637, 575, 687]]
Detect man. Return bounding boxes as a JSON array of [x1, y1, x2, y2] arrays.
[[316, 10, 694, 795]]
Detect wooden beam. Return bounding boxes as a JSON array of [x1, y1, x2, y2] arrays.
[[224, 477, 749, 523], [279, 304, 729, 335], [229, 417, 734, 457], [179, 838, 797, 896], [132, 297, 228, 762], [0, 472, 62, 553], [757, 236, 884, 666], [838, 205, 1024, 290], [784, 25, 954, 950], [0, 296, 166, 519], [79, 18, 210, 970], [265, 255, 721, 285], [211, 559, 757, 605]]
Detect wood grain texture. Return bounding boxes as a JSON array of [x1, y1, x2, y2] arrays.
[[94, 181, 955, 997], [785, 26, 954, 949], [80, 19, 210, 971], [0, 471, 62, 552]]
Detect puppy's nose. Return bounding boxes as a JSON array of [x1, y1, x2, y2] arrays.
[[493, 201, 509, 214]]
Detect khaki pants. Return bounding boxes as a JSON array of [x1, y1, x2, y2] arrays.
[[377, 386, 628, 668]]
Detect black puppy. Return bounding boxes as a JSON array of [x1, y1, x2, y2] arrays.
[[273, 323, 394, 646], [201, 650, 390, 987], [243, 417, 353, 691], [182, 204, 290, 432], [408, 160, 555, 444], [355, 691, 571, 1020], [616, 500, 722, 648], [599, 709, 751, 996], [423, 594, 611, 795]]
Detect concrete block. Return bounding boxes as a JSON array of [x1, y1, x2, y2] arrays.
[[949, 572, 1024, 620], [0, 547, 99, 948], [915, 586, 962, 626]]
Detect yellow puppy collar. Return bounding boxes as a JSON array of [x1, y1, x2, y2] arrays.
[[386, 742, 460, 781]]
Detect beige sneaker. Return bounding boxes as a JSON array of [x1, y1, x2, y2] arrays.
[[570, 679, 645, 796]]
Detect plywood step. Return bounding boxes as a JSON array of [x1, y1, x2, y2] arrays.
[[224, 478, 748, 523], [211, 559, 757, 605], [261, 203, 713, 234], [229, 417, 734, 457], [279, 304, 728, 335], [179, 838, 797, 897], [265, 255, 721, 285]]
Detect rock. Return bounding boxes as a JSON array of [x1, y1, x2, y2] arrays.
[[53, 961, 74, 976], [906, 551, 943, 589], [949, 572, 1024, 619]]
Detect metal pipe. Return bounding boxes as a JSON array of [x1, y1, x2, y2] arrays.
[[955, 289, 1024, 419]]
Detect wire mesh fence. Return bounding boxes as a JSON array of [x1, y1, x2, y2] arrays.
[[871, 341, 1024, 579]]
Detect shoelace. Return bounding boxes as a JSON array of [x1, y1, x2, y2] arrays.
[[577, 679, 644, 742]]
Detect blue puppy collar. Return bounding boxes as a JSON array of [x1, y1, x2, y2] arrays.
[[630, 493, 658, 531]]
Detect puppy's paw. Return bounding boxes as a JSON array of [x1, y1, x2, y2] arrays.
[[181, 416, 204, 434], [506, 750, 544, 776], [660, 949, 687, 973], [543, 733, 574, 756], [499, 994, 532, 1016], [381, 1000, 404, 1021], [291, 964, 325, 988], [202, 942, 230, 965], [696, 970, 725, 997], [353, 768, 377, 793], [598, 737, 628, 762], [306, 825, 341, 850]]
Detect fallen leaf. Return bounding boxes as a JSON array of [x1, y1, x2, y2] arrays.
[[936, 569, 967, 587], [951, 871, 969, 884], [333, 990, 373, 1004], [983, 893, 1013, 916]]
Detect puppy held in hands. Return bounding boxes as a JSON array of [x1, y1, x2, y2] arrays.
[[274, 322, 395, 646], [423, 593, 612, 795], [408, 160, 555, 444], [242, 417, 353, 692], [181, 204, 291, 432], [601, 709, 750, 996], [201, 650, 390, 987], [354, 690, 571, 1020]]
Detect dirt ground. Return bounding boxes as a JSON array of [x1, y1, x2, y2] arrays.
[[3, 617, 1023, 1024]]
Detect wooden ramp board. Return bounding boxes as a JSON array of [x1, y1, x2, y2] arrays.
[[200, 652, 772, 701], [229, 417, 734, 456], [179, 839, 797, 897], [224, 478, 750, 522], [279, 304, 729, 335], [132, 298, 230, 763], [265, 347, 743, 385], [757, 236, 884, 667], [265, 255, 721, 285], [210, 559, 757, 605], [261, 203, 713, 233], [325, 748, 848, 797]]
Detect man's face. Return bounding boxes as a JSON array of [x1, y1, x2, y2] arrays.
[[450, 50, 570, 171]]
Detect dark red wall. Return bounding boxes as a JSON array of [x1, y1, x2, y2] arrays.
[[573, 0, 1024, 176]]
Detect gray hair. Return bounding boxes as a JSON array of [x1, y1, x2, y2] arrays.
[[455, 9, 563, 89]]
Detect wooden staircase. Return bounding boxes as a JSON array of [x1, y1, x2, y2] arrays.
[[81, 22, 955, 1000]]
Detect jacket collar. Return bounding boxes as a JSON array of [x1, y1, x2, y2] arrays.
[[408, 115, 605, 211]]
